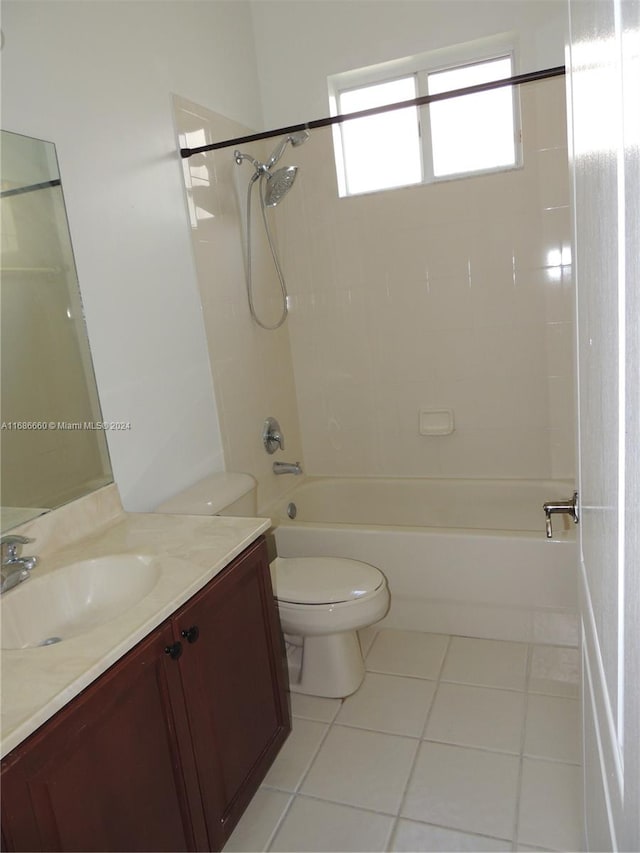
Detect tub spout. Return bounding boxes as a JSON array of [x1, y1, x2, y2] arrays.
[[542, 491, 579, 538], [273, 461, 303, 475]]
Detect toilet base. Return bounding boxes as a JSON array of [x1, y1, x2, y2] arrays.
[[288, 631, 365, 698]]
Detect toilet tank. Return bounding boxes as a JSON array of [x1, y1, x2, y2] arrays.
[[154, 472, 257, 517]]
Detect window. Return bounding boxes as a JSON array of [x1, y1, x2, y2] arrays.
[[329, 38, 522, 197], [428, 57, 517, 177], [337, 77, 422, 196]]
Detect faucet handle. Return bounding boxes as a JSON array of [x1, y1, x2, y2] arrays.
[[263, 417, 285, 454], [1, 534, 35, 562]]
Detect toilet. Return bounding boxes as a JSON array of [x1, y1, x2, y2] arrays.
[[155, 472, 389, 698]]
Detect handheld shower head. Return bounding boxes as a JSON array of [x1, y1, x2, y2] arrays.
[[234, 129, 309, 329], [266, 129, 310, 168], [264, 166, 298, 207]]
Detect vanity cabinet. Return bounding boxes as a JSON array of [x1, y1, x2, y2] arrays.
[[1, 620, 199, 852], [1, 536, 290, 852]]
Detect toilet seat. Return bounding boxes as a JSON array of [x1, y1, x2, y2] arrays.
[[270, 555, 390, 694], [270, 556, 384, 605]]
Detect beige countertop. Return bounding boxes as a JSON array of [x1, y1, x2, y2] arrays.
[[0, 511, 270, 758]]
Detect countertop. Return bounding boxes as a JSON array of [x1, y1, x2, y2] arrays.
[[0, 511, 270, 758]]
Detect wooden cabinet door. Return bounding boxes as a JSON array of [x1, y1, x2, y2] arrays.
[[173, 537, 290, 849], [1, 621, 205, 853]]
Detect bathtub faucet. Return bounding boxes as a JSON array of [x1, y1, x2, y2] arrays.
[[273, 461, 303, 475], [542, 491, 579, 538]]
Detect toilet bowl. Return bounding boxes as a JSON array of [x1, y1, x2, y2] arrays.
[[271, 555, 389, 697], [155, 472, 390, 698]]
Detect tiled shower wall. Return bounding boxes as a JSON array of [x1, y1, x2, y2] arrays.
[[279, 76, 575, 480], [176, 75, 574, 491], [173, 96, 305, 511]]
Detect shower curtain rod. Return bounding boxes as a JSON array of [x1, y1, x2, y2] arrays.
[[180, 64, 565, 159]]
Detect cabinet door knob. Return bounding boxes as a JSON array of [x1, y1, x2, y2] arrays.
[[180, 625, 200, 644], [164, 641, 183, 660]]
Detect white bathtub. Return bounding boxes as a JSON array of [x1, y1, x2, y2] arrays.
[[265, 477, 578, 646]]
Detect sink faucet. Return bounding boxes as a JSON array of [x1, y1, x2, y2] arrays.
[[273, 461, 303, 475], [1, 535, 39, 593]]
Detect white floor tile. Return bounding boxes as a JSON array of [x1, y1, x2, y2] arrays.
[[269, 795, 394, 852], [390, 819, 512, 852], [239, 632, 584, 853], [518, 758, 583, 851], [223, 788, 292, 852], [291, 693, 342, 723], [401, 741, 520, 840], [262, 719, 328, 792], [365, 629, 449, 679], [336, 672, 437, 737], [424, 682, 526, 753], [300, 725, 419, 814], [529, 645, 580, 698], [441, 636, 528, 690], [524, 695, 581, 763]]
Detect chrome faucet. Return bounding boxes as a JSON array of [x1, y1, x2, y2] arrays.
[[542, 492, 579, 539], [1, 534, 39, 593], [263, 417, 285, 454], [273, 461, 303, 475]]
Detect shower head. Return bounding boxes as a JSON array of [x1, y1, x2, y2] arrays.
[[263, 166, 298, 207], [266, 129, 310, 168], [236, 132, 309, 330]]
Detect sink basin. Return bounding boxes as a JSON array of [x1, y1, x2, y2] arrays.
[[1, 555, 160, 649]]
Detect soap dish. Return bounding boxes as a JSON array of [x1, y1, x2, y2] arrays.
[[419, 408, 455, 436]]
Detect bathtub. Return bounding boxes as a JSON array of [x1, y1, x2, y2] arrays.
[[265, 477, 578, 646]]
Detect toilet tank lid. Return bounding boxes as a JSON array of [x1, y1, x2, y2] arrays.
[[155, 472, 256, 515]]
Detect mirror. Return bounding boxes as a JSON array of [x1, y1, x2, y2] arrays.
[[0, 130, 113, 532]]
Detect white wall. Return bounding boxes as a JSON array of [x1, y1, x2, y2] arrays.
[[250, 0, 569, 127], [0, 1, 263, 511]]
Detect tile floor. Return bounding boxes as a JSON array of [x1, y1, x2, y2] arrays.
[[224, 629, 583, 853]]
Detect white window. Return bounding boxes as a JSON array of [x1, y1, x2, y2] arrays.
[[337, 77, 423, 196], [328, 38, 522, 197], [427, 56, 517, 178]]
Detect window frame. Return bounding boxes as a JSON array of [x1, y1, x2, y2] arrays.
[[327, 34, 523, 197]]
